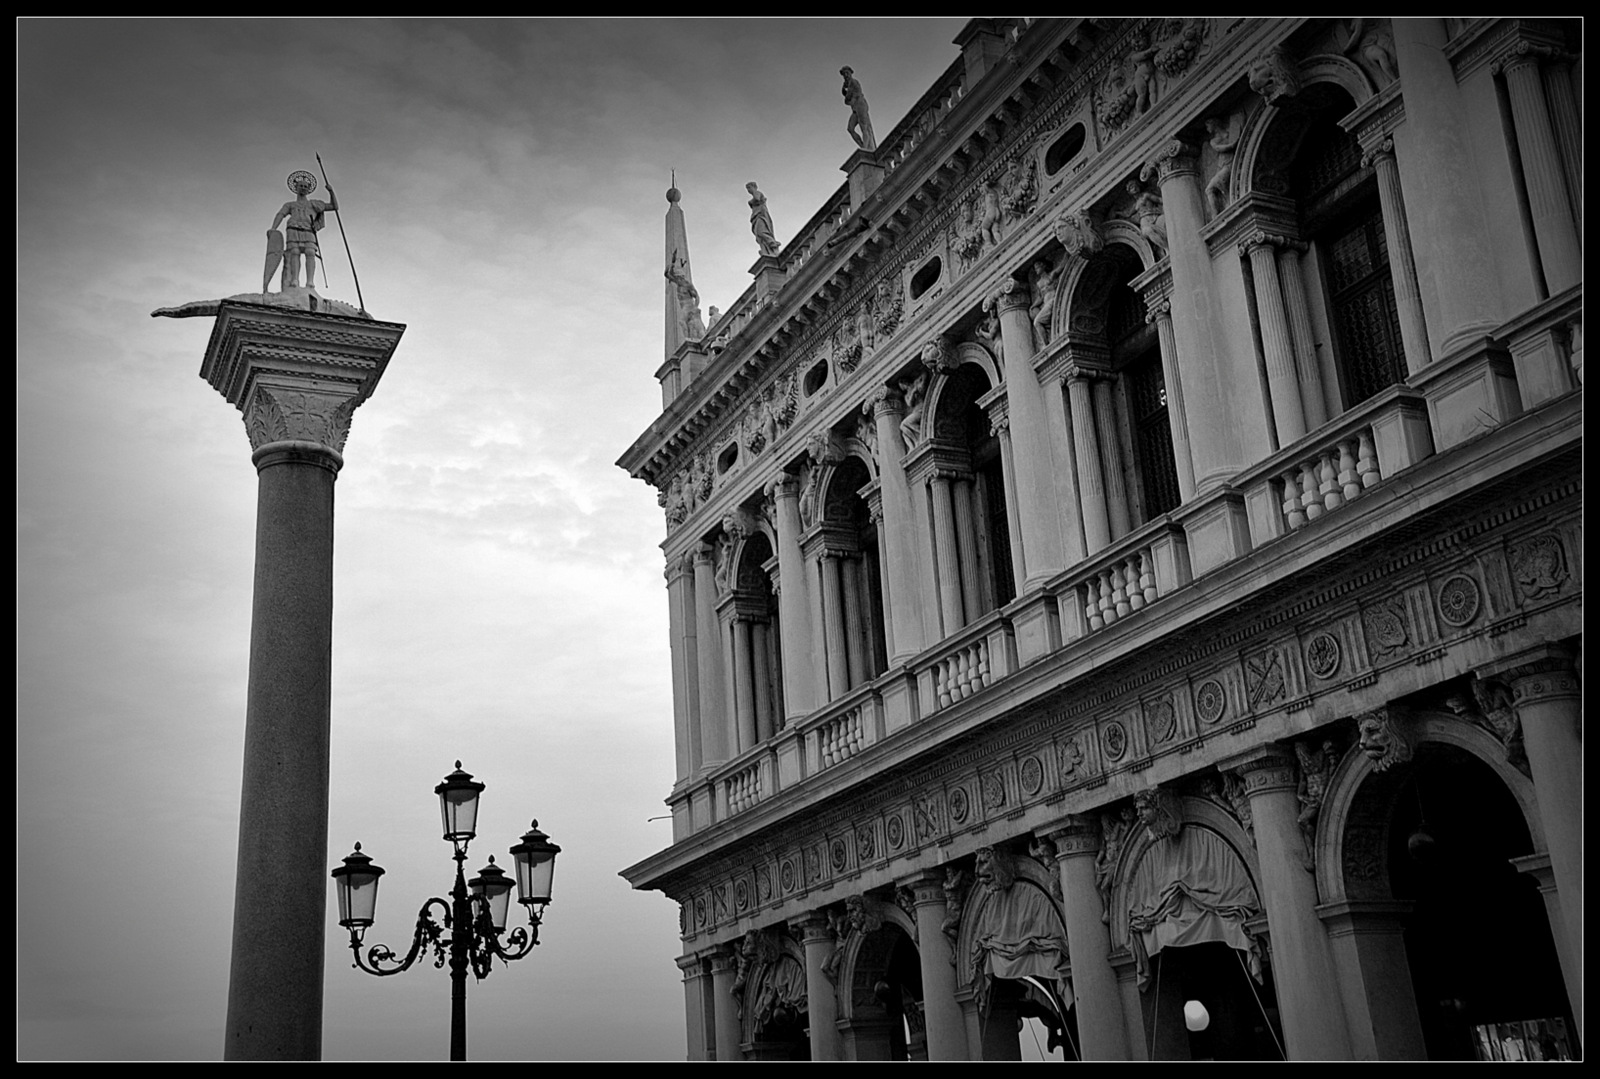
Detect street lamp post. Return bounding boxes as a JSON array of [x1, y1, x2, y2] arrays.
[[331, 762, 561, 1060]]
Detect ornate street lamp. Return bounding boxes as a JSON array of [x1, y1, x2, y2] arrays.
[[331, 762, 561, 1060]]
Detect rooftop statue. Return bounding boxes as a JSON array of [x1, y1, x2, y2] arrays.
[[840, 66, 876, 152], [747, 182, 780, 258], [153, 166, 368, 320]]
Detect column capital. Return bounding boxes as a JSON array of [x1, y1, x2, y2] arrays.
[[1143, 139, 1199, 184], [676, 951, 709, 977], [706, 943, 739, 973], [789, 911, 836, 944], [691, 541, 715, 566], [1214, 743, 1298, 795], [1143, 297, 1172, 323], [897, 868, 947, 906], [664, 550, 695, 583], [767, 473, 801, 501], [1491, 38, 1558, 75], [987, 276, 1032, 315], [1241, 228, 1296, 256], [1495, 645, 1581, 705], [871, 383, 906, 416], [1039, 814, 1101, 858], [1360, 136, 1396, 171]]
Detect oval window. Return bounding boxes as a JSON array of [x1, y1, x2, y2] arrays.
[[803, 359, 829, 397], [1045, 123, 1087, 175], [909, 257, 942, 301], [716, 442, 739, 474]]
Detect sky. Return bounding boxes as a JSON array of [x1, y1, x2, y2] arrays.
[[16, 17, 974, 1061]]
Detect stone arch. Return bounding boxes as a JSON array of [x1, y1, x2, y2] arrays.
[[1315, 711, 1546, 907], [1109, 795, 1263, 965], [925, 341, 1001, 424], [834, 899, 924, 1060], [953, 853, 1067, 996], [738, 933, 810, 1054], [1237, 54, 1375, 201], [836, 899, 919, 1020]]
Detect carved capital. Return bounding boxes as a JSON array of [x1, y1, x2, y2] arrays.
[[244, 386, 357, 455], [1241, 229, 1293, 257], [768, 473, 801, 502], [897, 869, 947, 907], [691, 542, 715, 567], [707, 944, 739, 974], [1360, 136, 1396, 171], [871, 384, 906, 416], [789, 911, 835, 946], [988, 276, 1032, 315], [675, 952, 708, 978], [1144, 297, 1173, 322], [1042, 814, 1101, 858], [1501, 649, 1581, 706], [1144, 140, 1199, 183]]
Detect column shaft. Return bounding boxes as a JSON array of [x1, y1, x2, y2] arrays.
[[1274, 250, 1331, 427], [1048, 819, 1131, 1060], [1067, 376, 1111, 553], [665, 556, 702, 777], [995, 288, 1067, 585], [224, 446, 338, 1060], [794, 916, 843, 1061], [677, 953, 714, 1060], [995, 425, 1027, 592], [951, 476, 984, 618], [821, 555, 849, 700], [692, 549, 729, 766], [732, 618, 757, 752], [1247, 238, 1308, 444], [709, 948, 743, 1061], [770, 480, 816, 722], [869, 392, 926, 663], [906, 876, 968, 1060], [1502, 53, 1582, 292], [1367, 146, 1434, 376], [1091, 379, 1132, 537], [751, 620, 774, 742], [929, 474, 965, 633], [1040, 375, 1088, 564], [841, 556, 867, 690], [1150, 305, 1198, 499]]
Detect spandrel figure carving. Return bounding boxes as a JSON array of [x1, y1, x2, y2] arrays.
[[269, 170, 338, 291], [1204, 116, 1238, 216], [841, 66, 876, 151], [747, 182, 781, 257]]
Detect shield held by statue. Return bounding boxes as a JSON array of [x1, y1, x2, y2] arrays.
[[262, 228, 285, 293]]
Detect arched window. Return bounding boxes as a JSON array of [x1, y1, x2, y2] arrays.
[[928, 364, 1014, 629], [1290, 96, 1405, 410], [819, 457, 887, 696], [730, 532, 782, 747]]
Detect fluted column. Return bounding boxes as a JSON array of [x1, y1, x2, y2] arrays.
[[1221, 746, 1352, 1060], [993, 280, 1067, 585], [903, 872, 968, 1060], [1091, 379, 1132, 538], [929, 471, 965, 633], [751, 619, 774, 742], [664, 554, 701, 779], [1498, 45, 1582, 293], [692, 545, 729, 766], [1148, 143, 1244, 488], [677, 952, 714, 1060], [1274, 248, 1331, 427], [769, 477, 816, 722], [708, 945, 744, 1061], [1501, 646, 1583, 1031], [792, 913, 843, 1061], [1067, 374, 1112, 553], [1146, 300, 1197, 499], [991, 414, 1027, 591], [1390, 18, 1503, 349], [1044, 817, 1131, 1060], [840, 554, 867, 689], [867, 497, 895, 661], [869, 389, 926, 663], [1541, 54, 1582, 236], [1363, 139, 1433, 376], [821, 553, 850, 700], [732, 617, 757, 752], [1245, 232, 1308, 445], [951, 475, 983, 617]]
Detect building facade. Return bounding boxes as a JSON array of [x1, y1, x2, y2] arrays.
[[620, 18, 1582, 1061]]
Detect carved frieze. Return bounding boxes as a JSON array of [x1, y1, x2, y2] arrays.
[[1508, 533, 1568, 599]]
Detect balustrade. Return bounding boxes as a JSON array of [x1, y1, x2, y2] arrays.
[[723, 759, 764, 817], [816, 705, 865, 769], [1277, 429, 1379, 531]]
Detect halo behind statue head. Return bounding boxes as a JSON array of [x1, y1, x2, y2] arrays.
[[287, 170, 319, 195]]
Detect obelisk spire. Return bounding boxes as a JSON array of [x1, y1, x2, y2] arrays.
[[664, 177, 705, 358]]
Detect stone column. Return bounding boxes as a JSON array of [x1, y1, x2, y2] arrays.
[[1274, 248, 1331, 427], [1146, 300, 1198, 501], [841, 554, 867, 689], [792, 913, 843, 1061], [903, 872, 968, 1060], [820, 553, 849, 700], [1244, 232, 1308, 445], [751, 619, 775, 742], [198, 301, 403, 1061], [929, 471, 965, 633], [869, 389, 926, 663], [1540, 54, 1582, 236], [1498, 45, 1582, 293], [677, 952, 714, 1060], [1043, 816, 1132, 1060], [1390, 18, 1503, 350], [951, 475, 983, 618], [993, 280, 1067, 586], [1148, 143, 1243, 489], [664, 554, 702, 778], [692, 545, 729, 766], [1316, 901, 1426, 1060], [732, 617, 757, 752], [769, 477, 816, 722], [1091, 379, 1132, 538], [1362, 139, 1434, 376], [1500, 646, 1583, 1029], [1067, 374, 1112, 553], [867, 497, 895, 662], [1220, 746, 1352, 1060], [991, 415, 1028, 592], [708, 945, 744, 1061]]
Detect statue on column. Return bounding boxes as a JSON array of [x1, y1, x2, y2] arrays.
[[268, 170, 338, 292], [841, 66, 876, 151], [747, 182, 781, 257]]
